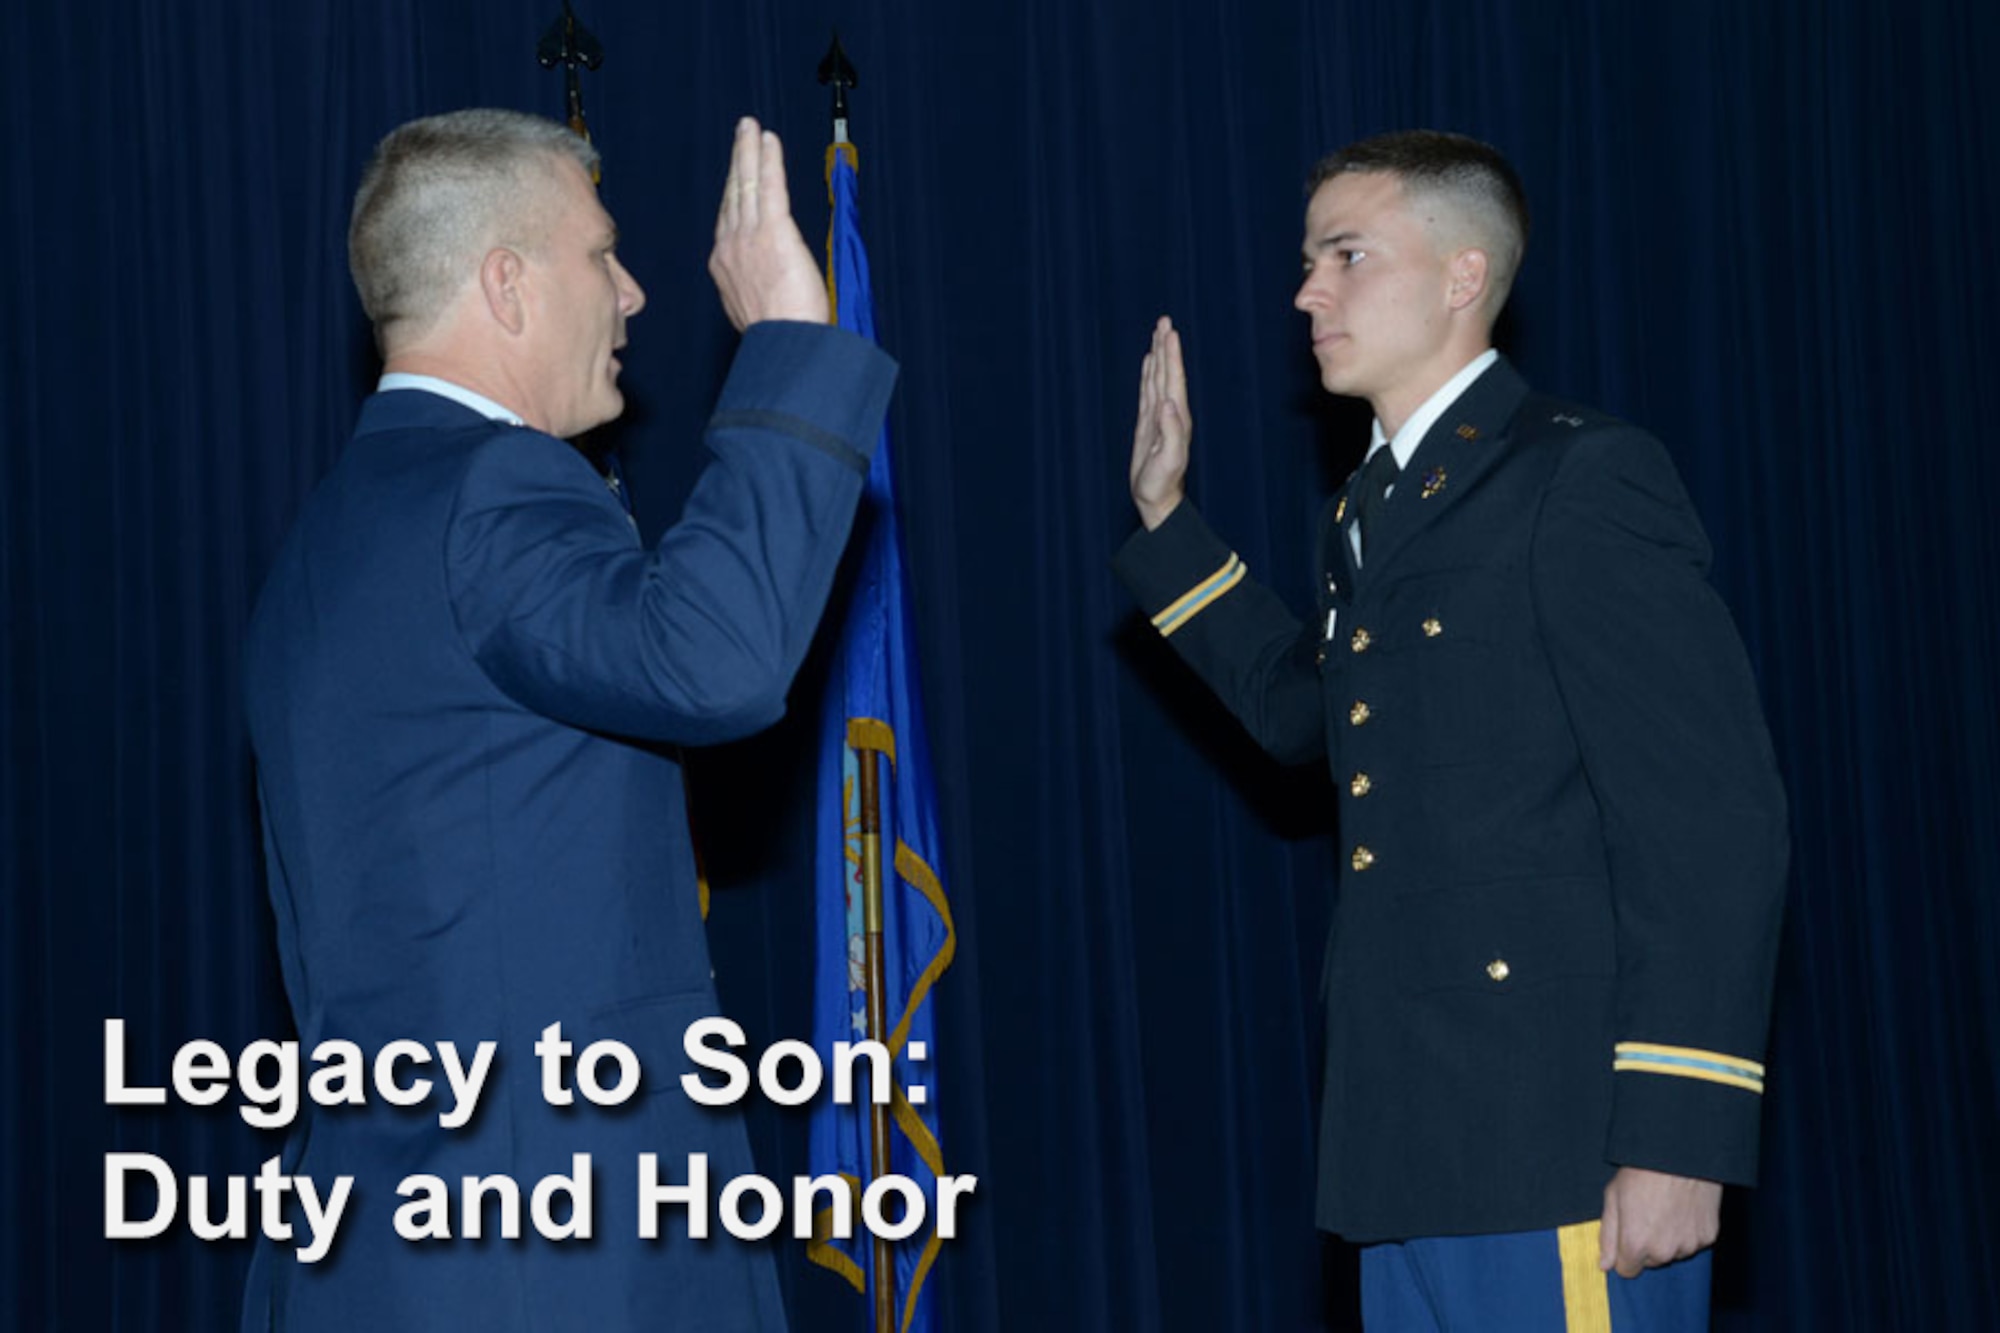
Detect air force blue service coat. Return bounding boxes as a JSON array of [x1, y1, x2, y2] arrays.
[[242, 322, 897, 1330], [1114, 358, 1787, 1243]]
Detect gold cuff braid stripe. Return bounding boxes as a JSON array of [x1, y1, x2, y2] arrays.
[[1614, 1042, 1766, 1094], [1151, 554, 1246, 637]]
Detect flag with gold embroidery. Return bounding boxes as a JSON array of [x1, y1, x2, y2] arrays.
[[808, 138, 956, 1333]]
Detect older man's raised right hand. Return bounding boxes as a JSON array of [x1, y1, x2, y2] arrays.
[[709, 117, 829, 331]]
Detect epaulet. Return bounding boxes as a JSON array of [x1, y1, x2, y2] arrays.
[[1515, 393, 1624, 441]]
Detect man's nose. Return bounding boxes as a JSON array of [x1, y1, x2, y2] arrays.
[[617, 259, 646, 316]]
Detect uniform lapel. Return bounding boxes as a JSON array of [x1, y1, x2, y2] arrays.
[[1360, 358, 1531, 578], [1322, 469, 1365, 607]]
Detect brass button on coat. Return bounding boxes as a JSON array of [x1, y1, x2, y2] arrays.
[[1422, 617, 1443, 638], [1351, 846, 1375, 872], [1349, 700, 1372, 726], [1486, 959, 1511, 982], [1350, 627, 1372, 653], [1350, 772, 1372, 798]]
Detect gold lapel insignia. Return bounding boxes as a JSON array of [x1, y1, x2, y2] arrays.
[[1421, 466, 1448, 499], [1335, 495, 1348, 523], [1455, 423, 1480, 441]]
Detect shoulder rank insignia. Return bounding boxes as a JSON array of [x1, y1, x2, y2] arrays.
[[1420, 465, 1447, 499], [1335, 495, 1348, 523]]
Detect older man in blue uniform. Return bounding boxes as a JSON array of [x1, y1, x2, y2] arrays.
[[242, 110, 896, 1330], [1116, 132, 1786, 1329]]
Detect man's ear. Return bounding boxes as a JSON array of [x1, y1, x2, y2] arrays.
[[479, 247, 528, 335], [1447, 247, 1491, 313]]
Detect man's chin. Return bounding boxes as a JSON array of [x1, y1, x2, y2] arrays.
[[590, 390, 626, 430], [1313, 351, 1350, 393], [558, 398, 625, 441], [1316, 352, 1376, 397]]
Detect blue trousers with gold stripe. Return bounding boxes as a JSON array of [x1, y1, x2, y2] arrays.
[[1360, 1222, 1710, 1332]]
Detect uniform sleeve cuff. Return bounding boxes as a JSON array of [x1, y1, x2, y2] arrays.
[[1613, 1042, 1764, 1094], [710, 322, 899, 472], [1606, 1046, 1767, 1186], [1112, 502, 1247, 634]]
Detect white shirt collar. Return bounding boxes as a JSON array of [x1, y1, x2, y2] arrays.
[[1364, 348, 1500, 470], [377, 373, 526, 427]]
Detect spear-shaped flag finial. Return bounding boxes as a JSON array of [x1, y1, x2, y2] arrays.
[[538, 1, 605, 174], [817, 31, 859, 145]]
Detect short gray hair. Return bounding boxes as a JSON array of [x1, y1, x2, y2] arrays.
[[348, 108, 601, 344], [1308, 130, 1529, 315]]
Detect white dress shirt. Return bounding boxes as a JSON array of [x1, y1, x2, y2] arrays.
[[377, 372, 525, 426]]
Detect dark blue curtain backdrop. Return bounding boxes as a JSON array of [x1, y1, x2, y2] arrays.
[[6, 1, 1996, 1329]]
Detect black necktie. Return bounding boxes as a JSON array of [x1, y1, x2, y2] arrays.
[[1352, 446, 1401, 559]]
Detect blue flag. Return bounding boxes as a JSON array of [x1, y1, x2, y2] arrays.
[[809, 140, 956, 1333]]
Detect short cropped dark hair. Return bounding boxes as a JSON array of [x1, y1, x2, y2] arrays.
[[1308, 130, 1530, 312]]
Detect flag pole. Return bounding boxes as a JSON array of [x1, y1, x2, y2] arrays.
[[537, 1, 605, 182], [820, 40, 894, 1333], [855, 745, 896, 1333]]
